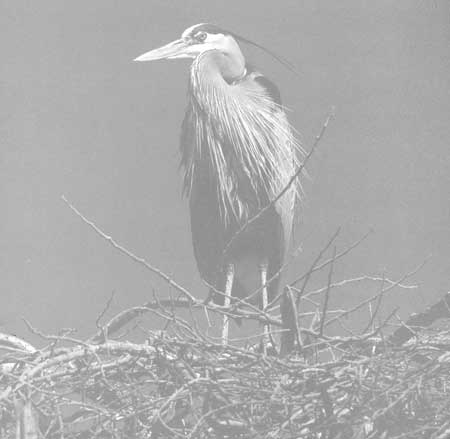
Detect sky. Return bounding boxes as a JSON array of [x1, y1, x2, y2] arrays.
[[1, 0, 449, 344]]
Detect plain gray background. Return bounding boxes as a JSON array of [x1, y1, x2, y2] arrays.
[[1, 1, 449, 342]]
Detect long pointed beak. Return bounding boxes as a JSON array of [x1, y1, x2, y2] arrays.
[[134, 38, 190, 62]]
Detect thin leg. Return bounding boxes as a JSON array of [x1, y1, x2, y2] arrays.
[[260, 260, 270, 355], [222, 263, 234, 346]]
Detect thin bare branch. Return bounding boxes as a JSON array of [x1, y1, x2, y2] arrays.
[[62, 195, 197, 304], [319, 246, 336, 336]]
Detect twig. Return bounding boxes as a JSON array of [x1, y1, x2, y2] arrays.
[[61, 195, 197, 304], [290, 229, 372, 288], [319, 246, 336, 336], [0, 333, 36, 355], [96, 290, 116, 331], [294, 227, 341, 307], [363, 271, 386, 334], [304, 274, 417, 298], [323, 257, 429, 330]]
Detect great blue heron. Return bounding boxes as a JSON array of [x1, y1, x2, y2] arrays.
[[135, 23, 302, 348]]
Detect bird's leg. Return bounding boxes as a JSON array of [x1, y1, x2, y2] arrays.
[[259, 259, 270, 355], [222, 263, 234, 346]]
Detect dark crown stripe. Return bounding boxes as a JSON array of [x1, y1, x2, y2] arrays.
[[189, 23, 228, 36]]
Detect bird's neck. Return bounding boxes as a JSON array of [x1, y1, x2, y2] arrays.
[[189, 50, 247, 129], [217, 50, 246, 83], [191, 48, 246, 88]]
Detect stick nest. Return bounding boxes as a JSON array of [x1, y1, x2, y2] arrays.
[[1, 290, 450, 439]]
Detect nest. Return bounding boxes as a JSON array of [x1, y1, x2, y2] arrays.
[[2, 281, 450, 439]]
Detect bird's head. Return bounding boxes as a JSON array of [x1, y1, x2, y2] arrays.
[[134, 23, 241, 62], [134, 23, 298, 84]]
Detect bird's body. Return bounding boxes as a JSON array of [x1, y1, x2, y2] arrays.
[[182, 57, 297, 306], [135, 24, 302, 344]]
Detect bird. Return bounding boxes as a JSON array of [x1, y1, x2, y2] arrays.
[[135, 23, 302, 349]]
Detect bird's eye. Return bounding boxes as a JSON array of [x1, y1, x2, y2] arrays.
[[195, 31, 207, 42]]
